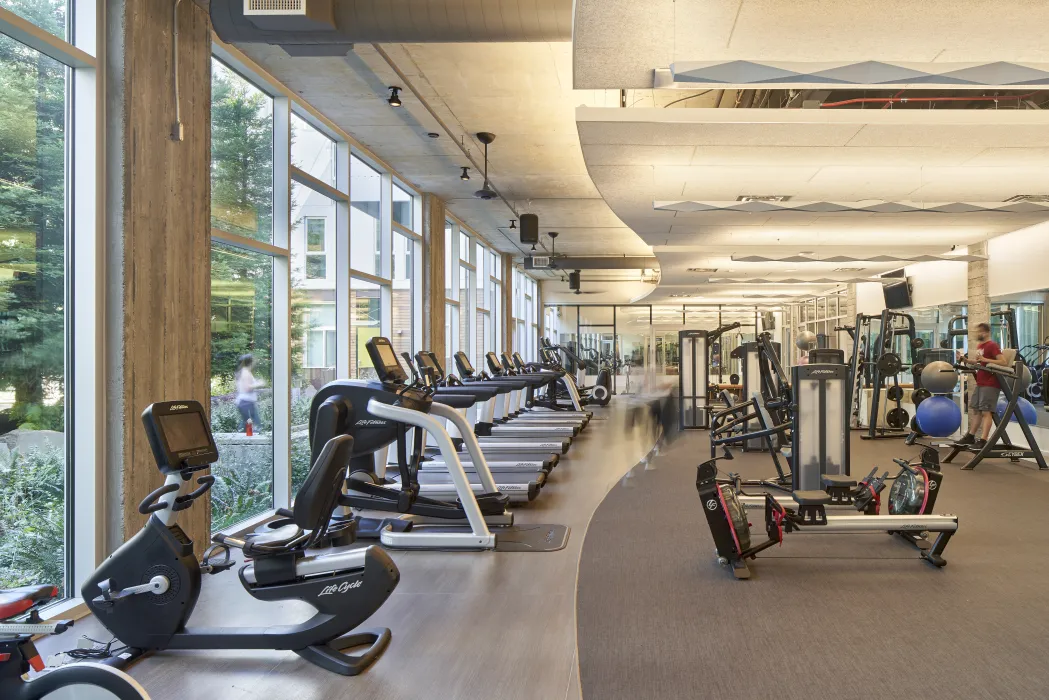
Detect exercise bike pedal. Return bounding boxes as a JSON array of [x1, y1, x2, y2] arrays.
[[200, 543, 237, 575]]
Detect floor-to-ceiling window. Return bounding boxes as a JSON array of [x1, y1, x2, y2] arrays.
[[444, 220, 459, 370], [349, 154, 388, 379], [209, 58, 278, 531], [391, 179, 420, 360], [458, 230, 475, 367], [289, 113, 344, 494], [476, 242, 490, 362], [491, 251, 502, 355], [0, 0, 92, 597]]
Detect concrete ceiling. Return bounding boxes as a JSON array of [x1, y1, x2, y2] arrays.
[[577, 106, 1049, 302], [232, 41, 650, 261], [573, 0, 1049, 88]]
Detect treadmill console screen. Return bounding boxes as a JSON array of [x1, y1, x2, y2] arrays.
[[366, 337, 408, 384], [486, 352, 502, 373], [454, 351, 475, 376]]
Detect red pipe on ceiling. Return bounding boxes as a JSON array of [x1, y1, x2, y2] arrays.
[[820, 91, 1040, 108]]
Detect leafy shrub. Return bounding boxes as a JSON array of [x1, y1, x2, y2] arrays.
[[210, 452, 274, 532], [11, 402, 65, 431], [0, 445, 65, 595], [291, 394, 311, 426], [211, 399, 242, 433]]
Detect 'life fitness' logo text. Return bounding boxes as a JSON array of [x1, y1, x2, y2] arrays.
[[705, 499, 718, 511]]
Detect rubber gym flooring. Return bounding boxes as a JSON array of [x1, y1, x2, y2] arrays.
[[577, 431, 1049, 700]]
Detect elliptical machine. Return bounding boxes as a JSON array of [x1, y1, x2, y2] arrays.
[[81, 401, 399, 676], [2, 585, 149, 699]]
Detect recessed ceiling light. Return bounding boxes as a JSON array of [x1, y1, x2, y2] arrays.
[[833, 267, 865, 272], [800, 251, 815, 255], [785, 269, 797, 272], [687, 267, 718, 273], [427, 132, 440, 138]]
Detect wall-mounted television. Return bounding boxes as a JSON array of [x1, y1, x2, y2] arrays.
[[883, 280, 912, 309]]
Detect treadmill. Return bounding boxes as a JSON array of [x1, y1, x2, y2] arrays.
[[452, 352, 581, 439], [372, 371, 546, 505], [491, 352, 589, 428], [408, 352, 565, 472]]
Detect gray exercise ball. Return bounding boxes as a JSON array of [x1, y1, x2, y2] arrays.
[[921, 360, 958, 394], [796, 330, 817, 351], [1018, 364, 1033, 393]]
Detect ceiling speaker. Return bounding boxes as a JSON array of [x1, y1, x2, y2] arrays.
[[568, 270, 581, 291], [520, 214, 539, 245]]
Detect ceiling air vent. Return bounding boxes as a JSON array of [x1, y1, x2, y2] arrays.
[[1004, 194, 1049, 203], [736, 195, 791, 203], [687, 267, 718, 273], [834, 267, 865, 272], [245, 0, 306, 14]]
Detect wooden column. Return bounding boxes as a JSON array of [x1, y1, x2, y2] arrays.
[[501, 254, 514, 351], [108, 0, 213, 551], [423, 194, 446, 360]]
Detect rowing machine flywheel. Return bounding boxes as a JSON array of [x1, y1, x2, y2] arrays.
[[888, 468, 927, 515], [720, 484, 751, 551]]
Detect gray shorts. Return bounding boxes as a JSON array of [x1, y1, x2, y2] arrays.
[[971, 386, 1000, 412]]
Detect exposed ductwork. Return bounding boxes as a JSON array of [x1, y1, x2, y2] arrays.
[[525, 256, 658, 271], [211, 0, 572, 53]]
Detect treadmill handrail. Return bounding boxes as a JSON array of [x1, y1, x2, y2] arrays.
[[366, 399, 493, 539]]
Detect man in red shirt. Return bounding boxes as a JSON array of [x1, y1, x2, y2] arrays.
[[958, 322, 1010, 446]]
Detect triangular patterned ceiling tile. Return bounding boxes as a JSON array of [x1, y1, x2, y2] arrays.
[[997, 202, 1049, 213], [940, 61, 1049, 85], [730, 201, 784, 212], [797, 202, 851, 212], [810, 61, 932, 84], [674, 60, 800, 84], [861, 202, 921, 213], [929, 203, 987, 213]]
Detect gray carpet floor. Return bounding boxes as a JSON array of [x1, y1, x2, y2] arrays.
[[577, 432, 1049, 700]]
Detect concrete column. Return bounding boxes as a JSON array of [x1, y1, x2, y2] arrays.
[[106, 0, 213, 552], [501, 254, 514, 351], [423, 194, 446, 360], [967, 241, 991, 351]]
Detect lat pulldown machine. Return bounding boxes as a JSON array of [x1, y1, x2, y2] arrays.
[[678, 322, 742, 430]]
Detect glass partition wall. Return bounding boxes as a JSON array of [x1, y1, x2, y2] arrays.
[[544, 304, 779, 393], [208, 47, 422, 530]]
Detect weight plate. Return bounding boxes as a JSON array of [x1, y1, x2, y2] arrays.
[[911, 388, 931, 406], [911, 337, 925, 350], [886, 407, 910, 429], [911, 362, 925, 378], [877, 352, 902, 375], [886, 385, 904, 402], [910, 415, 926, 436], [1028, 382, 1043, 400]]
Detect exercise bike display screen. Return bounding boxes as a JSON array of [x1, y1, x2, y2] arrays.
[[160, 411, 212, 453]]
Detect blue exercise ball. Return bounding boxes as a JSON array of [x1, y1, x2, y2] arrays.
[[995, 396, 1039, 425], [915, 395, 962, 437]]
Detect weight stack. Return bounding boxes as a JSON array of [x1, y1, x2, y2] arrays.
[[791, 363, 851, 491]]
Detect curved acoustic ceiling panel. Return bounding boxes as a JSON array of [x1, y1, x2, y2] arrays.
[[576, 106, 1049, 301], [573, 0, 1049, 89]]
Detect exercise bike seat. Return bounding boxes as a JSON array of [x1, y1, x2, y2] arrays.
[[821, 474, 857, 489], [245, 523, 304, 549], [0, 584, 58, 619], [792, 490, 832, 506]]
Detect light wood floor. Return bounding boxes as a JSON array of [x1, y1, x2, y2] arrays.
[[53, 401, 659, 700]]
